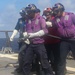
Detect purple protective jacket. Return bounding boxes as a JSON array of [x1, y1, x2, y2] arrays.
[[26, 15, 48, 44], [53, 12, 75, 38]]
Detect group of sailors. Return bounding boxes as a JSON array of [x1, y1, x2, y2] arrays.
[[10, 3, 75, 75]]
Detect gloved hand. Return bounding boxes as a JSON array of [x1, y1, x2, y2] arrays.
[[10, 37, 13, 41], [46, 21, 52, 27], [23, 32, 29, 39], [24, 39, 30, 44], [10, 29, 18, 41]]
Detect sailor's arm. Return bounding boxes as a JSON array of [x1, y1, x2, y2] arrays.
[[10, 29, 18, 41], [10, 19, 21, 41]]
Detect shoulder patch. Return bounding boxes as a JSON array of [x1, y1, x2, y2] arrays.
[[28, 20, 31, 24], [56, 18, 60, 23], [35, 19, 39, 24], [19, 20, 23, 24], [64, 15, 69, 20]]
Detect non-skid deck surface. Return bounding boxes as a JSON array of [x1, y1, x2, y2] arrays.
[[0, 53, 75, 75]]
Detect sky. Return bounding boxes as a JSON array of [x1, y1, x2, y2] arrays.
[[0, 0, 75, 31]]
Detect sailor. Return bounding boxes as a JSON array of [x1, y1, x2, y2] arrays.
[[23, 4, 53, 75], [52, 3, 75, 75], [43, 7, 60, 74], [10, 7, 29, 73]]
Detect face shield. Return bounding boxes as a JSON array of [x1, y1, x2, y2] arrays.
[[52, 3, 65, 17], [20, 8, 28, 19], [25, 7, 38, 19], [43, 12, 50, 16], [53, 9, 60, 16]]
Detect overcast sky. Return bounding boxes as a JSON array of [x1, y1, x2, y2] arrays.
[[0, 0, 75, 31]]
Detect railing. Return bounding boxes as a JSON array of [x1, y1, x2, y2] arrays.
[[0, 30, 13, 54]]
